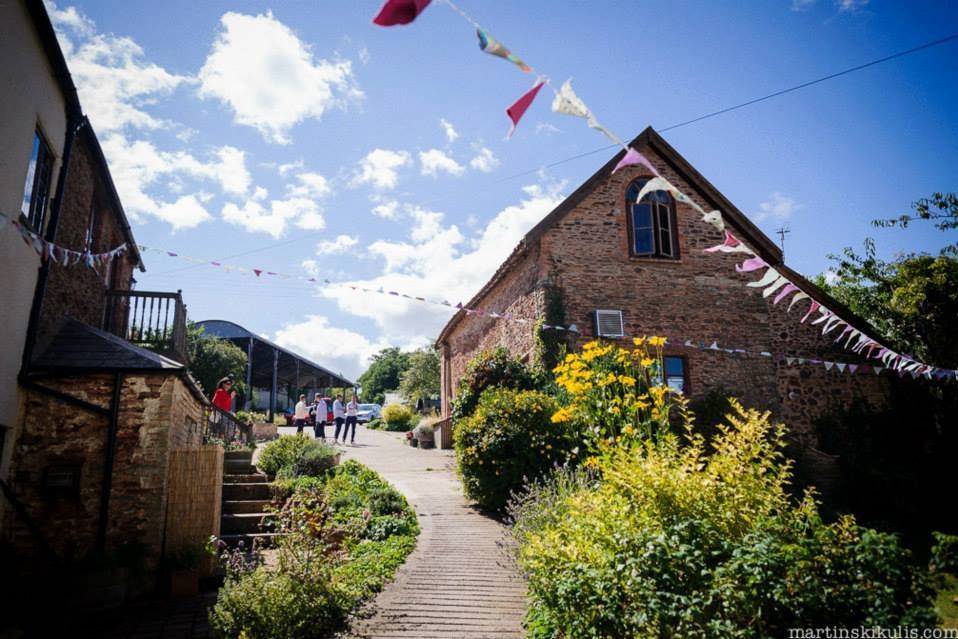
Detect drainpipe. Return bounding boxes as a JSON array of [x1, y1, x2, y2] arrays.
[[20, 117, 86, 372], [94, 371, 123, 554]]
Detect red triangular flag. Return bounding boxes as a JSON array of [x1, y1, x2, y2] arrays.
[[253, 269, 262, 277], [506, 78, 545, 138], [373, 0, 431, 26]]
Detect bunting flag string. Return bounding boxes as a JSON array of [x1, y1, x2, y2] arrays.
[[477, 28, 531, 72], [132, 242, 958, 383], [1, 210, 127, 269]]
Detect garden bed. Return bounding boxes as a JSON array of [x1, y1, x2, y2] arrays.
[[208, 436, 418, 638]]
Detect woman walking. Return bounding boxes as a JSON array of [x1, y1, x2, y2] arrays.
[[211, 377, 235, 413], [343, 393, 359, 445], [332, 394, 345, 441]]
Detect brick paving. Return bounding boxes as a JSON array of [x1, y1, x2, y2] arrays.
[[340, 425, 527, 639]]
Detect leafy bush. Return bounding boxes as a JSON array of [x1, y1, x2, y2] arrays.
[[451, 347, 546, 423], [455, 388, 572, 512], [932, 532, 958, 574], [365, 418, 383, 430], [236, 410, 268, 425], [257, 436, 336, 477], [509, 400, 939, 638], [211, 461, 419, 639], [382, 404, 415, 431], [210, 565, 344, 639]]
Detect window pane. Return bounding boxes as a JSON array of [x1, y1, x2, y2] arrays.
[[20, 134, 41, 218], [666, 375, 685, 393], [635, 228, 654, 254], [665, 356, 684, 376], [632, 203, 652, 228]]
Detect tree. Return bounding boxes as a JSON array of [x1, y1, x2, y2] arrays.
[[399, 347, 440, 407], [186, 322, 248, 399], [819, 192, 958, 368], [357, 347, 410, 404]]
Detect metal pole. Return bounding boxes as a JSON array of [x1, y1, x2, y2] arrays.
[[245, 337, 254, 409], [269, 348, 279, 422]]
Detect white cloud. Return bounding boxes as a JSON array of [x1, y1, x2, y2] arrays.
[[46, 1, 190, 133], [351, 149, 411, 190], [273, 315, 389, 380], [756, 192, 801, 222], [791, 0, 816, 10], [316, 234, 359, 256], [469, 147, 500, 173], [358, 46, 371, 65], [100, 134, 253, 226], [440, 118, 459, 143], [198, 11, 361, 144], [214, 147, 251, 195], [222, 196, 325, 238], [419, 149, 465, 178], [277, 159, 305, 176], [836, 0, 869, 11], [370, 197, 400, 220], [535, 122, 560, 136], [287, 172, 332, 199], [154, 195, 212, 230], [324, 183, 564, 340]]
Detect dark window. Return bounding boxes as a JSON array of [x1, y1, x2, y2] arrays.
[[653, 356, 687, 393], [626, 178, 677, 258], [20, 130, 55, 233]]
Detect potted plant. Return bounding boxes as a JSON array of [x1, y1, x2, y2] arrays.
[[413, 421, 435, 449], [165, 543, 203, 598]]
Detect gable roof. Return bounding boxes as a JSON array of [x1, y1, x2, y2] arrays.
[[437, 126, 883, 348], [32, 317, 185, 372]]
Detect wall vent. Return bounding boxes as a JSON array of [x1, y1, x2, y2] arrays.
[[594, 309, 625, 338]]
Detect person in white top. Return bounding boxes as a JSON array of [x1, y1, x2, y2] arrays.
[[332, 395, 346, 441], [312, 393, 328, 440], [343, 394, 360, 444], [293, 394, 308, 435]]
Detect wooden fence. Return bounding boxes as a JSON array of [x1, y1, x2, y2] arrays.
[[164, 447, 224, 559]]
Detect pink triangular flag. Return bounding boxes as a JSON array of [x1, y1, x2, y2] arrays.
[[704, 230, 741, 253], [253, 269, 262, 277], [506, 78, 545, 138], [736, 256, 767, 273], [612, 147, 658, 175], [773, 283, 799, 305], [372, 0, 431, 26]]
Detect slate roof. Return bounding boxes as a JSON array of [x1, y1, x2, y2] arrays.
[[32, 317, 185, 372]]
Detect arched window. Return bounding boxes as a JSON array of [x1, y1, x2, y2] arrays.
[[626, 178, 677, 259]]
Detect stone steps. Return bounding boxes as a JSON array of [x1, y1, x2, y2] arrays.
[[222, 499, 272, 514], [222, 480, 271, 501], [218, 532, 280, 549], [221, 512, 272, 535]]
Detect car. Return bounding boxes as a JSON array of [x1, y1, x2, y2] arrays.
[[356, 403, 382, 423]]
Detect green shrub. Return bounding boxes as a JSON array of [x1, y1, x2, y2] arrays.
[[509, 401, 939, 638], [382, 404, 415, 431], [454, 388, 572, 512], [365, 515, 413, 541], [366, 418, 383, 430], [451, 347, 545, 423], [209, 563, 344, 639], [257, 436, 336, 477]]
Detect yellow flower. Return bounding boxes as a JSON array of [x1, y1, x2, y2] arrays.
[[648, 336, 667, 347], [632, 337, 646, 346], [640, 358, 654, 368]]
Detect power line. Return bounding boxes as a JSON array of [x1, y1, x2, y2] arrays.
[[497, 31, 958, 183]]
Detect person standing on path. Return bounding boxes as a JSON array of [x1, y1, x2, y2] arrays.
[[344, 394, 359, 445], [332, 394, 346, 441], [293, 394, 308, 435], [312, 393, 328, 440]]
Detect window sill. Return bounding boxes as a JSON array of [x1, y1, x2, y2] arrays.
[[627, 255, 684, 264]]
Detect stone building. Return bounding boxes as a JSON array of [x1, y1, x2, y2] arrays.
[[0, 0, 221, 592], [437, 127, 891, 459]]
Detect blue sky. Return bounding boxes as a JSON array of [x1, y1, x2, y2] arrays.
[[46, 0, 958, 379]]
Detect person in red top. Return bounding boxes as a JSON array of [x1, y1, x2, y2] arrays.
[[211, 377, 235, 413]]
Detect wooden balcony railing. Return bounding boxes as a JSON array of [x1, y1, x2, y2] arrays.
[[103, 289, 189, 364]]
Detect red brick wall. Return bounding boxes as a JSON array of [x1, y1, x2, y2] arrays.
[[2, 372, 206, 570], [35, 131, 136, 351], [440, 142, 888, 450], [443, 244, 544, 406]]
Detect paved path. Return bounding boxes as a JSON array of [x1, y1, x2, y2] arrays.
[[331, 425, 527, 639]]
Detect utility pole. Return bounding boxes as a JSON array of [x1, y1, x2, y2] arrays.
[[776, 225, 791, 256]]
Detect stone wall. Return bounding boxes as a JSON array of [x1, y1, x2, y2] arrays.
[[34, 130, 137, 352], [440, 140, 890, 450], [443, 244, 544, 406], [3, 371, 207, 571]]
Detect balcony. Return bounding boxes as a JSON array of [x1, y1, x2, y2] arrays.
[[103, 289, 189, 365]]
